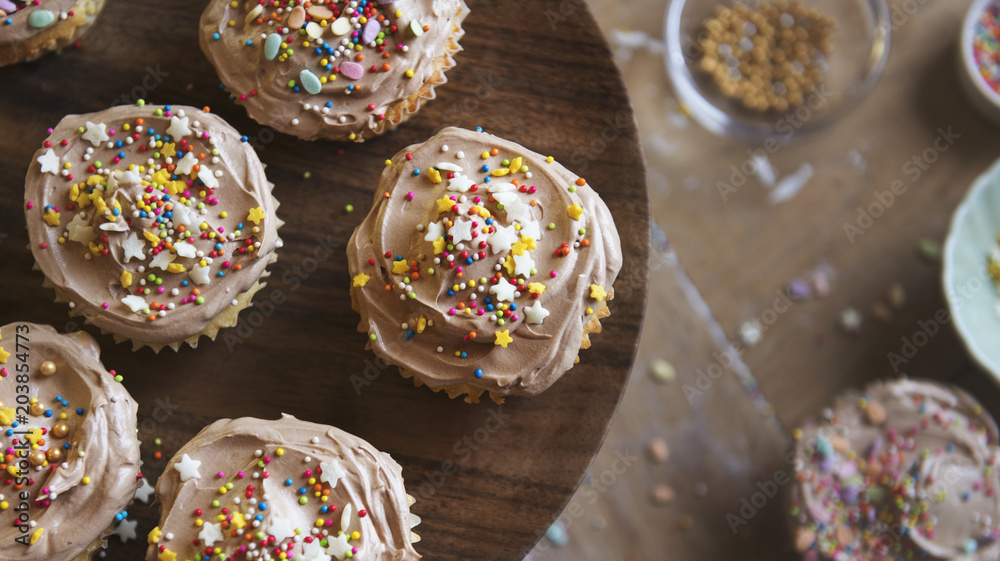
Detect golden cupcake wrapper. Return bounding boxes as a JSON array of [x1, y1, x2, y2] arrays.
[[33, 191, 283, 353], [0, 0, 107, 67], [385, 291, 615, 405]]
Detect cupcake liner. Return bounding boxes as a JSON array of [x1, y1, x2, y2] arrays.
[[361, 1, 469, 142], [33, 190, 283, 353], [388, 291, 615, 404], [0, 0, 107, 67], [407, 493, 422, 544], [72, 525, 113, 561]]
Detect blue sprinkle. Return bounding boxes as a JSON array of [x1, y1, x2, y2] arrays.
[[321, 505, 329, 514], [447, 290, 455, 297], [285, 478, 293, 485], [404, 330, 415, 340], [465, 257, 473, 265], [484, 177, 491, 183], [325, 101, 334, 108], [413, 169, 420, 175], [182, 280, 189, 287], [115, 140, 123, 148], [481, 165, 489, 172], [509, 303, 517, 310], [962, 491, 972, 502], [396, 255, 404, 261], [475, 126, 484, 132], [44, 410, 53, 418], [258, 502, 268, 511], [474, 369, 483, 378], [298, 487, 307, 495], [217, 271, 225, 277], [459, 351, 468, 358], [213, 32, 221, 40], [241, 135, 249, 142], [62, 443, 70, 449], [246, 39, 254, 46]]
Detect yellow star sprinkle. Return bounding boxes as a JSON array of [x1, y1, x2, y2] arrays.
[[231, 512, 247, 530], [494, 330, 513, 348], [435, 196, 454, 214], [0, 407, 14, 426], [120, 270, 132, 288], [502, 255, 516, 275], [427, 168, 442, 184], [43, 211, 61, 227], [520, 236, 537, 250], [510, 240, 528, 256], [567, 204, 584, 221], [148, 527, 162, 545], [247, 207, 266, 225], [352, 273, 370, 287], [158, 549, 177, 561], [161, 143, 177, 157], [24, 429, 44, 446], [392, 260, 409, 275], [590, 284, 608, 302], [528, 282, 547, 295], [432, 237, 446, 255], [0, 346, 8, 364]]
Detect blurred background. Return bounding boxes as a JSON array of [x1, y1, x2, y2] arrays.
[[528, 0, 1000, 559]]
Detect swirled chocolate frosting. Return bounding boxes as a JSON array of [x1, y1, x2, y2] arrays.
[[24, 104, 280, 347], [790, 379, 1000, 561], [148, 414, 420, 561], [0, 322, 140, 561], [347, 127, 623, 398], [200, 0, 468, 141]]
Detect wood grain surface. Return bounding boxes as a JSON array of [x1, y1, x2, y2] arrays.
[[530, 0, 1000, 559], [0, 1, 650, 559]]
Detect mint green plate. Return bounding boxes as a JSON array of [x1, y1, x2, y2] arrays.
[[944, 157, 1000, 378]]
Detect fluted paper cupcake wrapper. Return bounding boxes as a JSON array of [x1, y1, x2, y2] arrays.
[[0, 0, 107, 67]]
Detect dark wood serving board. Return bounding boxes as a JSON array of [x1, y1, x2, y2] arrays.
[[0, 0, 650, 559]]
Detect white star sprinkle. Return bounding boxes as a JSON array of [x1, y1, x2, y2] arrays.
[[268, 516, 296, 542], [121, 295, 148, 313], [448, 219, 473, 244], [114, 518, 138, 543], [170, 202, 195, 228], [174, 151, 198, 175], [423, 220, 444, 242], [81, 121, 109, 146], [134, 476, 154, 503], [524, 300, 550, 325], [188, 263, 212, 286], [513, 253, 535, 278], [149, 249, 176, 271], [198, 167, 219, 189], [492, 191, 518, 206], [320, 459, 346, 488], [446, 173, 475, 192], [490, 281, 517, 302], [166, 115, 192, 140], [519, 220, 542, 241], [199, 522, 224, 547], [503, 199, 533, 223], [174, 241, 197, 258], [67, 213, 96, 245], [487, 181, 516, 193], [488, 224, 517, 253], [300, 540, 332, 561], [37, 148, 60, 174], [173, 453, 202, 481], [121, 232, 146, 263], [326, 532, 352, 560]]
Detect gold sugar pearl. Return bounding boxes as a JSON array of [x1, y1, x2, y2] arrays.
[[29, 450, 46, 466], [40, 361, 57, 376], [46, 448, 63, 463], [30, 402, 46, 416], [52, 423, 70, 439]]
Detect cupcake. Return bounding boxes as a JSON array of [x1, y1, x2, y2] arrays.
[[0, 0, 106, 67], [788, 378, 1000, 560], [24, 102, 282, 352], [147, 415, 421, 561], [0, 322, 141, 561], [199, 0, 469, 142], [347, 127, 623, 403]]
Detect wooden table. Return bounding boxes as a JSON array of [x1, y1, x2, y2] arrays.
[[0, 1, 650, 559], [530, 0, 1000, 559]]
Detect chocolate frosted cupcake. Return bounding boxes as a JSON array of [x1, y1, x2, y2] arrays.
[[789, 378, 1000, 561], [347, 127, 623, 403], [147, 415, 421, 561], [199, 0, 468, 142], [24, 102, 282, 352], [0, 0, 106, 67], [0, 322, 141, 561]]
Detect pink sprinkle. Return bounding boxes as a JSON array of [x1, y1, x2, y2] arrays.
[[157, 287, 165, 293], [0, 368, 7, 377], [26, 202, 33, 209], [511, 314, 519, 322], [237, 471, 245, 478], [102, 302, 109, 309], [406, 192, 414, 200], [218, 471, 225, 478], [550, 271, 557, 278]]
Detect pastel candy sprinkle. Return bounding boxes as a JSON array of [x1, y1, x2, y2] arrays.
[[299, 69, 322, 95], [264, 33, 281, 61], [362, 18, 380, 44], [27, 9, 54, 28], [331, 17, 352, 36], [409, 19, 424, 37], [340, 62, 365, 81]]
